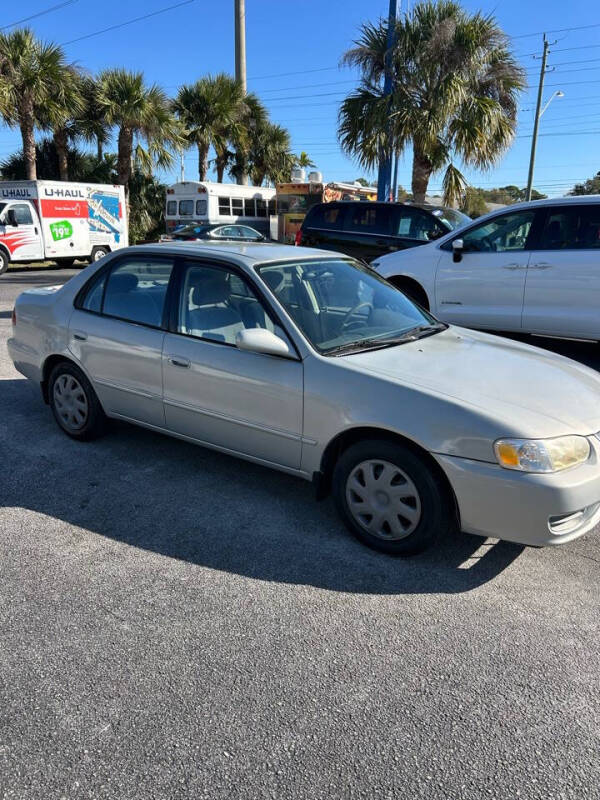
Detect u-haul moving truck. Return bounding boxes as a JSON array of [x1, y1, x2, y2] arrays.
[[0, 180, 128, 274]]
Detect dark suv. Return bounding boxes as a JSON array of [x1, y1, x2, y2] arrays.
[[297, 201, 469, 262]]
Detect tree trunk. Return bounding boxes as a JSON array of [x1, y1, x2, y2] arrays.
[[97, 138, 103, 160], [54, 127, 69, 181], [198, 143, 209, 181], [411, 144, 433, 205], [19, 99, 37, 181], [216, 153, 227, 184], [117, 126, 133, 207]]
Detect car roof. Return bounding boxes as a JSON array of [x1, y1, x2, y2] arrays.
[[134, 241, 344, 264]]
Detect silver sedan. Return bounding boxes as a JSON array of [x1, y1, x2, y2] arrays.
[[8, 242, 600, 554]]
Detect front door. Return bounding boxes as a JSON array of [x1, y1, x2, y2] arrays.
[[1, 203, 44, 261], [162, 259, 303, 469], [523, 204, 600, 339], [69, 254, 175, 426], [434, 208, 537, 330]]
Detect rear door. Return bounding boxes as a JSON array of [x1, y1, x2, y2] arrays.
[[433, 208, 538, 330], [523, 203, 600, 338], [69, 254, 175, 427]]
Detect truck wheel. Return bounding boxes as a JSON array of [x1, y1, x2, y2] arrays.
[[0, 249, 9, 275], [90, 246, 110, 263], [54, 258, 75, 267]]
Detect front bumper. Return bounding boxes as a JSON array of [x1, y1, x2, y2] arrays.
[[435, 448, 600, 547]]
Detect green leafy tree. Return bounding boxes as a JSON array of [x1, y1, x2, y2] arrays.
[[97, 68, 183, 202], [173, 74, 248, 182], [459, 187, 488, 217], [295, 151, 316, 169], [338, 1, 525, 205], [128, 169, 166, 244], [0, 139, 117, 183], [77, 75, 112, 161], [569, 172, 600, 196], [236, 120, 295, 186], [0, 28, 81, 180]]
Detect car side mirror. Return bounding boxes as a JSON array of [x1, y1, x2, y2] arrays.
[[236, 328, 292, 358], [452, 238, 464, 262], [7, 209, 18, 227]]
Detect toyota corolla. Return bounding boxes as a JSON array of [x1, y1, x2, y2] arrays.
[[8, 242, 600, 554]]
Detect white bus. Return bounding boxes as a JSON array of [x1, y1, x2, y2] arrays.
[[165, 181, 276, 237]]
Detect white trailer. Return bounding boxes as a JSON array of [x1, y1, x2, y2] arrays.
[[165, 181, 276, 237], [0, 180, 128, 274]]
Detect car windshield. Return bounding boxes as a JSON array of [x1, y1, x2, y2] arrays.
[[173, 224, 212, 237], [431, 207, 471, 231], [257, 259, 444, 355]]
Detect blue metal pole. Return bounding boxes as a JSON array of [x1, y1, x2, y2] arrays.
[[392, 150, 399, 202], [377, 0, 398, 201]]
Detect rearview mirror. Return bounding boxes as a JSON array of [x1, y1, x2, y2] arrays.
[[236, 328, 292, 358], [7, 209, 18, 227], [452, 238, 463, 263]]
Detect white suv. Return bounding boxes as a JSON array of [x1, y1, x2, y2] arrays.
[[371, 196, 600, 341]]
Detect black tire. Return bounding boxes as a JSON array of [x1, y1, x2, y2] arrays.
[[90, 246, 110, 263], [54, 257, 75, 267], [0, 249, 9, 275], [48, 361, 107, 441], [333, 439, 452, 555]]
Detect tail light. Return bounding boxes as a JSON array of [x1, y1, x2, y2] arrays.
[[295, 229, 303, 246], [11, 307, 16, 326]]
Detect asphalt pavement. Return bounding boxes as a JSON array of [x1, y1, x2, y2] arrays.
[[1, 267, 599, 799]]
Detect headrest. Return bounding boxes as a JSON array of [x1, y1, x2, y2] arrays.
[[109, 272, 138, 293], [262, 270, 284, 293], [191, 270, 230, 305]]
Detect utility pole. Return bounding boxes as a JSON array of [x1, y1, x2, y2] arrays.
[[377, 0, 397, 201], [526, 35, 550, 202], [234, 0, 248, 185]]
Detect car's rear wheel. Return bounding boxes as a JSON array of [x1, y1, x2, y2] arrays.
[[49, 361, 106, 440], [90, 246, 110, 262], [333, 439, 452, 555]]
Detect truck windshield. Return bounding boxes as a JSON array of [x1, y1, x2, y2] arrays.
[[257, 258, 444, 355], [0, 203, 6, 217]]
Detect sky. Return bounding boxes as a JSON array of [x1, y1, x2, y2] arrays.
[[1, 0, 599, 197]]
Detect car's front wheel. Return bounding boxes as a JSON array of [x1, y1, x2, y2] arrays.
[[333, 439, 453, 555], [49, 361, 106, 440]]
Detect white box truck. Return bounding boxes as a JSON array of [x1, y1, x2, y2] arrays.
[[0, 180, 128, 274]]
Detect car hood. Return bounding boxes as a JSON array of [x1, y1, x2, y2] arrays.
[[343, 326, 600, 437]]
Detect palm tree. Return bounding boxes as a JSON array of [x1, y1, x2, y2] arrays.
[[97, 68, 183, 202], [77, 75, 112, 161], [244, 121, 295, 186], [173, 74, 247, 182], [295, 151, 316, 169], [338, 1, 526, 204], [0, 28, 80, 180]]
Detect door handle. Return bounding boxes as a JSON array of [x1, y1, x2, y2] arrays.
[[530, 262, 553, 269], [502, 263, 527, 270], [72, 331, 87, 341], [168, 356, 191, 368]]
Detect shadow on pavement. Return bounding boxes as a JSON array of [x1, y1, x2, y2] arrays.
[[2, 378, 524, 595]]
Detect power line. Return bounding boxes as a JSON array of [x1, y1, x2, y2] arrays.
[[248, 66, 340, 81], [0, 0, 78, 31], [511, 21, 600, 40], [60, 0, 197, 46]]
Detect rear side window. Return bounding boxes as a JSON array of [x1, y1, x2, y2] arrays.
[[89, 258, 175, 327], [395, 208, 444, 241], [346, 205, 391, 235], [538, 205, 600, 250], [306, 204, 345, 230], [244, 198, 255, 216], [218, 197, 231, 215], [231, 198, 243, 215]]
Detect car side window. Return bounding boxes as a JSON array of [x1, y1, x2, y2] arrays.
[[347, 205, 391, 235], [461, 210, 536, 253], [538, 205, 600, 250], [177, 262, 281, 345], [239, 226, 261, 239], [308, 204, 345, 229], [80, 271, 107, 312], [12, 204, 33, 225], [101, 258, 174, 327], [395, 208, 443, 241]]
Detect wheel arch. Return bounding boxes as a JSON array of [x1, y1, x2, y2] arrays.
[[0, 242, 10, 263], [40, 353, 94, 404], [386, 275, 430, 310], [316, 426, 460, 527]]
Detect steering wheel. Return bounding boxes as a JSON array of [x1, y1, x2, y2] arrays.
[[341, 301, 374, 331]]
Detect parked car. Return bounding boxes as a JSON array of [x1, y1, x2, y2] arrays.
[[9, 243, 600, 555], [160, 222, 265, 243], [297, 200, 469, 263], [371, 196, 600, 340]]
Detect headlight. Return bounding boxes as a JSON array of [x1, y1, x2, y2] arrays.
[[494, 436, 591, 473]]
